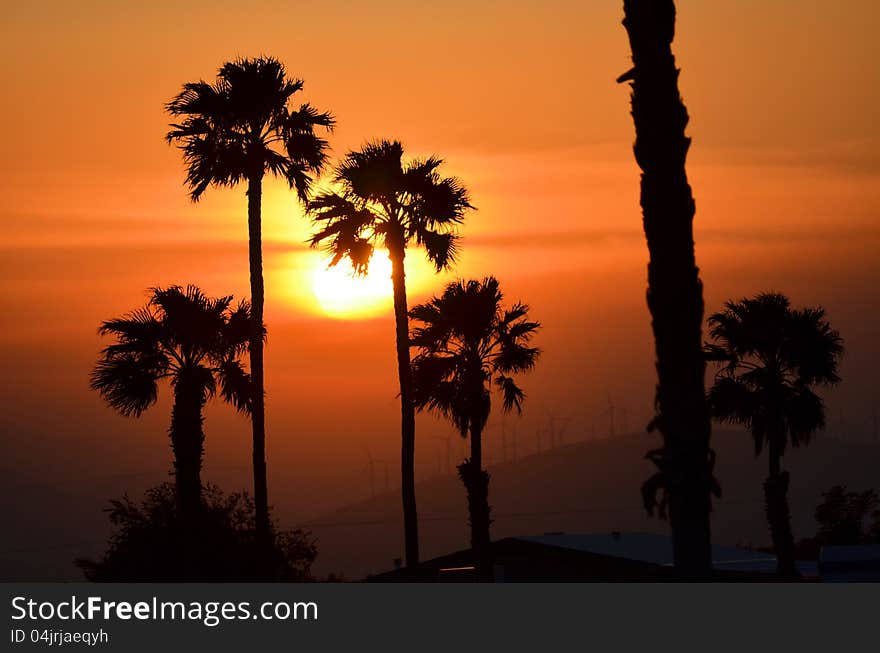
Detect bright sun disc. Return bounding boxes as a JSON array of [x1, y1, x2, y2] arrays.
[[312, 252, 394, 318]]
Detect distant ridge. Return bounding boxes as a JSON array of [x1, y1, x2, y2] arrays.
[[305, 429, 880, 579]]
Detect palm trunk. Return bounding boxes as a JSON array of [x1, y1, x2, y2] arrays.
[[389, 242, 419, 568], [460, 421, 492, 580], [765, 439, 798, 578], [247, 172, 270, 540], [621, 0, 713, 577], [169, 375, 205, 525]]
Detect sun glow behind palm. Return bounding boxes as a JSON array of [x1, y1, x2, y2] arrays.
[[310, 250, 437, 319]]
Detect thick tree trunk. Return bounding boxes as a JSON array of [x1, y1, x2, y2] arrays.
[[247, 172, 270, 540], [765, 443, 799, 578], [169, 375, 205, 525], [389, 242, 419, 568], [459, 422, 492, 580], [621, 0, 713, 577]]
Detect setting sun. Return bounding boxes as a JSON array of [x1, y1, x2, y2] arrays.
[[311, 252, 395, 318], [276, 248, 442, 319]]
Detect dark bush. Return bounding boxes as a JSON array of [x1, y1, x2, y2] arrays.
[[77, 483, 316, 581]]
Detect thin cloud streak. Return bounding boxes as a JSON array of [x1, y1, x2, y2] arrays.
[[462, 226, 880, 251]]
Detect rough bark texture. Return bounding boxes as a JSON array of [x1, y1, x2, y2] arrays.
[[459, 422, 492, 580], [247, 173, 270, 539], [169, 375, 205, 524], [765, 444, 799, 578], [621, 0, 713, 577], [389, 243, 419, 568]]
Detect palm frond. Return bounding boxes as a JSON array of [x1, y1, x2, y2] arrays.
[[785, 306, 843, 385], [90, 353, 163, 417], [501, 302, 529, 326], [150, 285, 228, 360], [281, 158, 321, 203], [409, 301, 453, 351], [98, 306, 163, 344], [707, 376, 758, 426], [166, 57, 331, 204], [404, 168, 472, 228], [416, 228, 459, 272], [495, 374, 525, 413], [222, 300, 255, 352], [411, 353, 459, 410], [410, 276, 540, 434], [217, 359, 253, 415], [706, 291, 843, 457], [495, 341, 541, 374], [785, 384, 825, 446], [92, 285, 253, 418], [165, 81, 226, 121], [335, 140, 405, 201], [307, 192, 379, 273]]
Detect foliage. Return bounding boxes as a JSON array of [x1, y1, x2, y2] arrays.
[[814, 485, 880, 546], [307, 139, 472, 272], [410, 277, 539, 561], [705, 292, 844, 576], [90, 285, 255, 417], [166, 56, 334, 199], [705, 292, 844, 456], [409, 277, 541, 436], [307, 139, 473, 569], [77, 484, 317, 582]]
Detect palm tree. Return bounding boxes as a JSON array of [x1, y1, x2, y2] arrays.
[[166, 57, 334, 537], [90, 286, 254, 525], [706, 292, 843, 578], [619, 0, 715, 577], [307, 140, 473, 567], [410, 277, 540, 577]]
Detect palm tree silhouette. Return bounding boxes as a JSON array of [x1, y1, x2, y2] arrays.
[[409, 277, 540, 577], [307, 140, 473, 567], [619, 0, 715, 576], [90, 286, 254, 525], [166, 57, 334, 537], [706, 292, 843, 578]]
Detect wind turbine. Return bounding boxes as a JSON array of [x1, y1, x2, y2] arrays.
[[544, 408, 572, 449], [498, 419, 520, 462]]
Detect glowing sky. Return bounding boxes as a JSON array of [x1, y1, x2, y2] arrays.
[[1, 1, 878, 577]]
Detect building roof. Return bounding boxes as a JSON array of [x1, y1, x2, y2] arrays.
[[368, 531, 819, 581], [516, 532, 789, 574]]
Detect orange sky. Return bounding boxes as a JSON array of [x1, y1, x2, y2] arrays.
[[1, 1, 878, 575]]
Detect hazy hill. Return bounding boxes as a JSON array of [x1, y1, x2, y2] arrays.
[[2, 425, 876, 581], [305, 429, 880, 579]]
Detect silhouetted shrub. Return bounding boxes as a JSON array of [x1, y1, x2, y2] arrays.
[[815, 485, 879, 545], [76, 483, 316, 581], [795, 485, 880, 559]]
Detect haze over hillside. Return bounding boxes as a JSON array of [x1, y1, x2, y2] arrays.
[[305, 429, 880, 579], [2, 426, 877, 581]]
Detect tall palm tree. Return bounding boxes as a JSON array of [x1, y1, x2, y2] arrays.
[[706, 292, 843, 578], [307, 140, 473, 567], [619, 0, 715, 577], [410, 277, 540, 577], [90, 286, 254, 525], [166, 57, 334, 537]]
